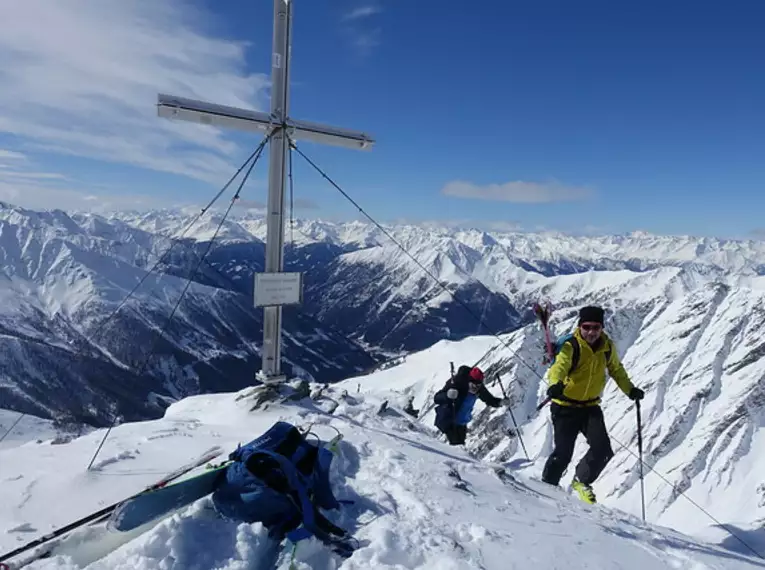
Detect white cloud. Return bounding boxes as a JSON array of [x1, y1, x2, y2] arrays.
[[441, 180, 593, 203], [0, 147, 178, 211], [0, 150, 27, 161], [0, 176, 175, 212], [0, 0, 269, 188], [343, 5, 382, 21], [339, 3, 382, 57], [352, 29, 382, 55]]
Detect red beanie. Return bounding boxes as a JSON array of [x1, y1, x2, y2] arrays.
[[469, 367, 484, 382]]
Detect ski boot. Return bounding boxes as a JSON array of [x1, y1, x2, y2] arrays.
[[571, 477, 597, 504]]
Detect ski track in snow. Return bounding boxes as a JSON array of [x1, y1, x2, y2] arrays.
[[0, 386, 762, 569], [88, 450, 139, 472]]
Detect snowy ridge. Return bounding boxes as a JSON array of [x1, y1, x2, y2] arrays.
[[0, 384, 761, 569], [344, 283, 765, 546], [110, 211, 765, 276], [5, 202, 765, 427], [107, 209, 765, 355]]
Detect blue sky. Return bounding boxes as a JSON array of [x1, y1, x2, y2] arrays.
[[0, 0, 763, 239]]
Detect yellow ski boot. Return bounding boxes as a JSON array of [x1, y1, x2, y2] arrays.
[[571, 478, 597, 504]]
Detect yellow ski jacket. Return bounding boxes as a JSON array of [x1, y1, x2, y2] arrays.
[[547, 329, 634, 406]]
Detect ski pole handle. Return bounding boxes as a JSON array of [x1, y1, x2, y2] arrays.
[[536, 396, 551, 411]]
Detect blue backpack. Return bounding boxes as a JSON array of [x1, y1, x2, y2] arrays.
[[211, 421, 354, 555], [550, 333, 611, 374]]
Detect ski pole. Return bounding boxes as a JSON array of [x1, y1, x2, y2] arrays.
[[536, 396, 551, 411], [636, 399, 646, 522], [496, 376, 529, 461], [495, 375, 508, 399], [506, 405, 529, 461]]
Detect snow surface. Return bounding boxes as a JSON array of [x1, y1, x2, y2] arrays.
[[1, 383, 763, 569], [0, 410, 58, 451]]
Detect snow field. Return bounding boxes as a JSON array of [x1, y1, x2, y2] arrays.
[[0, 383, 762, 569]]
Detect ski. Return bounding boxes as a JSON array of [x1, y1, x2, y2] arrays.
[[533, 301, 555, 364], [0, 445, 224, 568], [533, 301, 556, 411], [108, 460, 230, 532], [141, 445, 225, 490]]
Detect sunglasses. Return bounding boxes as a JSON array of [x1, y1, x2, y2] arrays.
[[580, 324, 602, 332]]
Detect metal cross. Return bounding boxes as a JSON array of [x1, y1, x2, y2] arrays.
[[156, 0, 375, 385]]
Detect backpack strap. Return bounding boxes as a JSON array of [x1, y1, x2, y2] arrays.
[[247, 449, 319, 541], [563, 336, 612, 374], [248, 449, 350, 546], [566, 336, 580, 374]]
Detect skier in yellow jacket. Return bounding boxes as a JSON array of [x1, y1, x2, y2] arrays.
[[541, 305, 644, 504]]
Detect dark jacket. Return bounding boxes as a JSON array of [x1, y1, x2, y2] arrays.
[[433, 366, 502, 431]]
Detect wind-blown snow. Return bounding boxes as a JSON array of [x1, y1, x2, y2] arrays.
[[0, 385, 762, 569]]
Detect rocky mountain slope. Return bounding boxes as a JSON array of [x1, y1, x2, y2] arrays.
[[112, 210, 765, 354], [345, 275, 765, 542], [0, 203, 377, 426]]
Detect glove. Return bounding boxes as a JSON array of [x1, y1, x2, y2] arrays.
[[628, 386, 644, 401], [446, 388, 458, 400], [546, 383, 565, 400]]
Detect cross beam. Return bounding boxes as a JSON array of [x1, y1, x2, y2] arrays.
[[157, 94, 374, 150], [157, 0, 375, 385]]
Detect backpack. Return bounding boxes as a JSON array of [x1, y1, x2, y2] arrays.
[[550, 333, 612, 375], [211, 421, 353, 554]]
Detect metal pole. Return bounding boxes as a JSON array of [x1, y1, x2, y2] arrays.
[[506, 405, 529, 461], [495, 375, 529, 461], [636, 399, 646, 522], [261, 0, 292, 382]]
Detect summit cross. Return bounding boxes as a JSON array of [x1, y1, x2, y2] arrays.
[[156, 0, 375, 384]]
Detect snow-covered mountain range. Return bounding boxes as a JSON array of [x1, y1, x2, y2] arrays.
[[0, 203, 377, 426], [4, 201, 765, 437], [111, 209, 765, 353], [1, 202, 764, 566]]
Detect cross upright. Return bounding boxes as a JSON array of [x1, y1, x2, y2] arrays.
[[156, 0, 375, 385]]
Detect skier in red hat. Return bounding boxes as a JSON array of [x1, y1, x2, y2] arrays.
[[433, 365, 506, 445]]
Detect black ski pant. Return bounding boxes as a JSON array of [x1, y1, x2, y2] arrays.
[[541, 403, 614, 486], [446, 424, 467, 445]]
